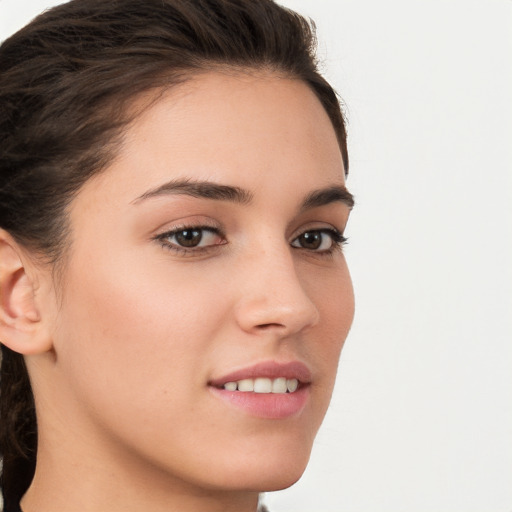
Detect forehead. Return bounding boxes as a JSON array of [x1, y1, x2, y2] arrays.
[[78, 71, 346, 209]]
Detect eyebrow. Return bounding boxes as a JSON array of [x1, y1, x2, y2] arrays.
[[132, 179, 253, 205], [300, 185, 355, 211], [133, 178, 354, 210]]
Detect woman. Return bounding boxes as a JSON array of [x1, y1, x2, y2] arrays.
[[0, 0, 354, 511]]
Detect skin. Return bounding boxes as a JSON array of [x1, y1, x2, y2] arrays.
[[0, 71, 354, 512]]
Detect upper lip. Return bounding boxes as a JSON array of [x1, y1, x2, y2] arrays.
[[209, 360, 312, 387]]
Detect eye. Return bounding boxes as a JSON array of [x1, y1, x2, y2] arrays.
[[155, 226, 225, 252], [291, 229, 346, 252]]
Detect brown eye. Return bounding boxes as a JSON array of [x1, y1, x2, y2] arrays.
[[175, 229, 203, 247], [291, 229, 345, 252], [297, 231, 323, 250], [156, 226, 225, 252]]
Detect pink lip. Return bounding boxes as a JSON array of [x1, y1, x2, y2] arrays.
[[208, 360, 312, 420], [209, 360, 312, 387]]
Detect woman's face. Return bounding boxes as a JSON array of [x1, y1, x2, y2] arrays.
[[38, 71, 354, 493]]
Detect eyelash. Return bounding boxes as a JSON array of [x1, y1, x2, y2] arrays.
[[154, 225, 348, 256], [291, 228, 348, 255], [153, 225, 225, 256]]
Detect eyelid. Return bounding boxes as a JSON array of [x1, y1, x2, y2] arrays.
[[151, 215, 221, 236], [151, 220, 348, 257], [153, 224, 226, 255], [289, 220, 346, 240], [290, 226, 348, 254]]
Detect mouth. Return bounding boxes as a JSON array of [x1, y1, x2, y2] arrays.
[[214, 376, 302, 394], [208, 361, 311, 419]]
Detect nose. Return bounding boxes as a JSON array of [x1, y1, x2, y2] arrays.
[[234, 244, 320, 337]]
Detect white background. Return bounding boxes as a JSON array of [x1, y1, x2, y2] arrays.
[[1, 1, 511, 511]]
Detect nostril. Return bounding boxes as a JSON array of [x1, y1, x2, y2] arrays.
[[256, 323, 284, 330]]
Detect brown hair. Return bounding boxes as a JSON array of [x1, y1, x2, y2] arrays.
[[0, 0, 348, 506]]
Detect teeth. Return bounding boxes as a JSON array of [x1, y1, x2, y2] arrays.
[[272, 377, 287, 394], [254, 378, 272, 393], [237, 379, 254, 392], [222, 377, 300, 394], [286, 378, 299, 393]]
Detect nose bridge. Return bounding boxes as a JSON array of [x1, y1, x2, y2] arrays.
[[235, 239, 320, 335]]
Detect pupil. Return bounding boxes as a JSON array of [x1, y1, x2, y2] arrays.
[[300, 231, 321, 249], [176, 229, 202, 247]]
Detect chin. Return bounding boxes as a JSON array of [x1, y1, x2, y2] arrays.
[[196, 409, 322, 492], [253, 466, 307, 492], [221, 463, 309, 493], [209, 437, 313, 492]]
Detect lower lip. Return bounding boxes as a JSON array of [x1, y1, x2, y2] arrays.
[[209, 386, 309, 419]]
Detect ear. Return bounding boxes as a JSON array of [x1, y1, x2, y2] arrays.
[[0, 229, 53, 355]]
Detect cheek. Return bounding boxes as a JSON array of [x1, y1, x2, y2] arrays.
[[51, 255, 238, 478], [305, 256, 354, 339], [304, 259, 354, 398], [52, 250, 225, 413]]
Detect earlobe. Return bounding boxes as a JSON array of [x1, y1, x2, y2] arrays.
[[0, 229, 52, 355]]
